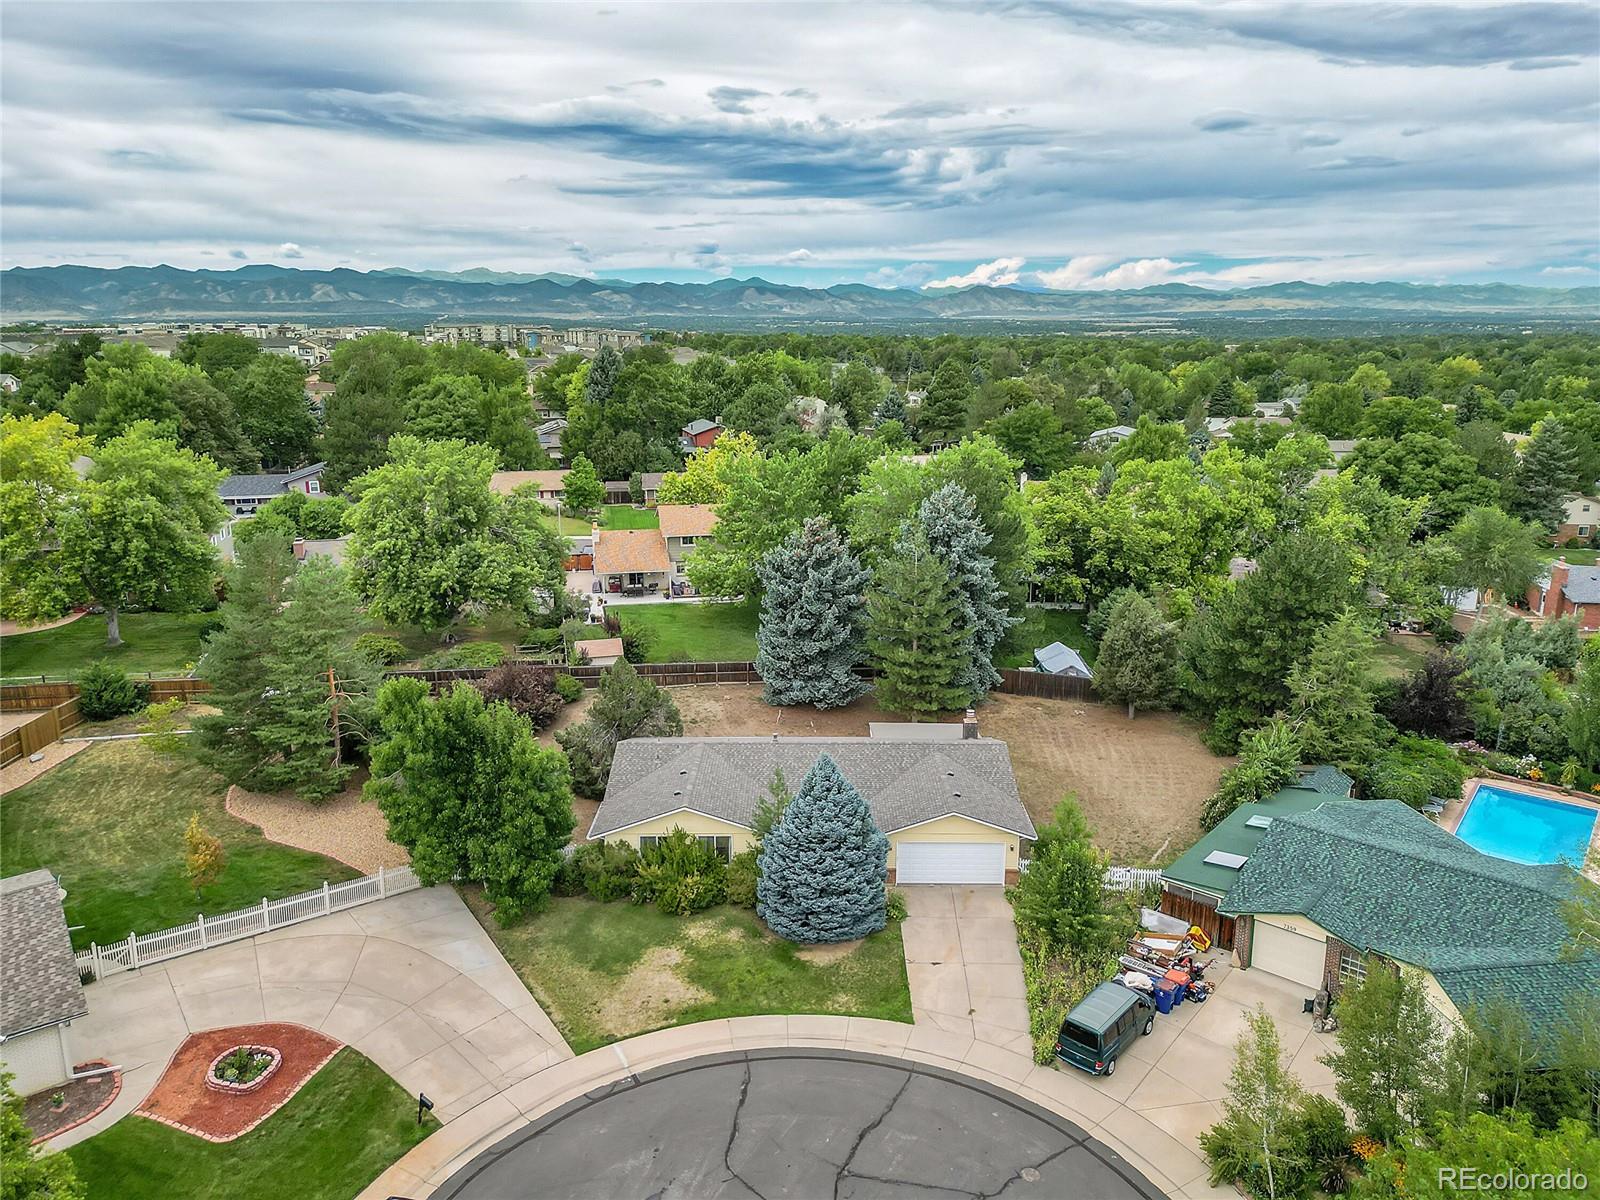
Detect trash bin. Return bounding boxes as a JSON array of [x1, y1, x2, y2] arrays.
[[1152, 983, 1177, 1014]]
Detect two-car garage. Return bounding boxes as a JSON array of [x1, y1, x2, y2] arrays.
[[892, 840, 1009, 885]]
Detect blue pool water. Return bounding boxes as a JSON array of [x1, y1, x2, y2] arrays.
[[1455, 785, 1598, 866]]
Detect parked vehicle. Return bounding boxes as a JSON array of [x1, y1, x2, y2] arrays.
[[1054, 981, 1156, 1077]]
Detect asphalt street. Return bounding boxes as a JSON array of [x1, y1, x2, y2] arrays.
[[432, 1049, 1167, 1200]]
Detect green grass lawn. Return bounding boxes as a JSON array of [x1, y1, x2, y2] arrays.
[[1372, 634, 1434, 680], [1, 612, 218, 680], [469, 893, 912, 1054], [1542, 546, 1600, 566], [616, 601, 759, 662], [601, 504, 660, 530], [538, 509, 594, 536], [0, 740, 358, 947], [997, 607, 1094, 669], [67, 1048, 435, 1200]]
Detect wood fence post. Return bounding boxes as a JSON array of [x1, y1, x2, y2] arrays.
[[197, 913, 207, 949]]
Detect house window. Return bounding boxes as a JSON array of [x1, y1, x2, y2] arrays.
[[698, 835, 732, 862], [678, 536, 696, 548], [1581, 526, 1590, 537], [1337, 948, 1368, 986], [639, 836, 661, 852], [308, 479, 321, 494]]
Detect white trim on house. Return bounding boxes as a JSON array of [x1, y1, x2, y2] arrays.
[[585, 806, 756, 841]]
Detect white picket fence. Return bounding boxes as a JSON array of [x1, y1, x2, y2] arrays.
[[1103, 866, 1164, 892], [76, 865, 421, 981]]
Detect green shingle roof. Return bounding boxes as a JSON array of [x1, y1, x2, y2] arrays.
[[1163, 786, 1329, 898], [1297, 764, 1353, 796], [1221, 800, 1600, 1032]]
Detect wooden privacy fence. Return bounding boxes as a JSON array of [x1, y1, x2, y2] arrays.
[[0, 699, 82, 767], [389, 660, 765, 691], [996, 668, 1095, 701], [76, 865, 421, 981], [0, 676, 209, 710]]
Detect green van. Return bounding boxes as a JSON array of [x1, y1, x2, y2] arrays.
[[1054, 982, 1156, 1077]]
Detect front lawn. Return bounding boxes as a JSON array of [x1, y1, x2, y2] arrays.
[[67, 1048, 434, 1200], [0, 740, 358, 947], [467, 893, 912, 1054], [2, 612, 217, 680], [998, 607, 1094, 669], [601, 504, 660, 529], [616, 601, 758, 662]]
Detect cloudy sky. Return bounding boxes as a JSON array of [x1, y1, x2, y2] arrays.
[[3, 1, 1598, 290]]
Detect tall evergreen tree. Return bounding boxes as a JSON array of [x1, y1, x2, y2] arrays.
[[916, 358, 972, 447], [1093, 590, 1177, 719], [561, 452, 605, 514], [1510, 417, 1582, 530], [1284, 612, 1384, 766], [754, 517, 870, 708], [757, 754, 888, 943], [192, 533, 383, 800], [872, 386, 907, 428], [916, 483, 1016, 703], [583, 345, 622, 407], [866, 527, 971, 717]]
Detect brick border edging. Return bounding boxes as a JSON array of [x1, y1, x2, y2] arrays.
[[134, 1026, 344, 1144], [31, 1061, 121, 1146], [204, 1045, 283, 1095]]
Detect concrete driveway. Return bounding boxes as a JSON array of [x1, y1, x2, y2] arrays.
[[900, 885, 1032, 1053], [58, 887, 572, 1147]]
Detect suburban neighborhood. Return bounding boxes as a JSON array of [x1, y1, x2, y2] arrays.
[[4, 3, 1600, 1199]]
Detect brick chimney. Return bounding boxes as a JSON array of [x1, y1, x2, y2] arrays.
[[962, 708, 978, 739], [292, 537, 307, 561], [1548, 556, 1570, 618]]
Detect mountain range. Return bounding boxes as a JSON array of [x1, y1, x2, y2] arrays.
[[3, 264, 1596, 327]]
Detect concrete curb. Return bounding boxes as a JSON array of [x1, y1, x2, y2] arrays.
[[356, 1015, 1223, 1200]]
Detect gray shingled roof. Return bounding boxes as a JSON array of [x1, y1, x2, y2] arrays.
[[218, 472, 294, 500], [1563, 565, 1600, 605], [590, 737, 1037, 840], [682, 418, 721, 436], [1, 870, 87, 1037]]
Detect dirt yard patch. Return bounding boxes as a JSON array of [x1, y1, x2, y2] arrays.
[[594, 945, 712, 1037], [136, 1023, 342, 1142], [225, 776, 409, 874], [663, 684, 1227, 865]]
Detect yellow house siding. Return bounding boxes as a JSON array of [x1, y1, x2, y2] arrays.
[[886, 815, 1019, 870], [1417, 968, 1465, 1027], [602, 811, 755, 854]]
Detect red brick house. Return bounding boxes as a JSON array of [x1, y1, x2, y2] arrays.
[[1555, 495, 1600, 546], [679, 419, 724, 452], [1525, 557, 1600, 633]]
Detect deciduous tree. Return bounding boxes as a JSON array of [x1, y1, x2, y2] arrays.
[[369, 678, 575, 923], [560, 453, 604, 515]]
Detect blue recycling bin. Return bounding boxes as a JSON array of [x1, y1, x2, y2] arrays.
[[1152, 983, 1177, 1014]]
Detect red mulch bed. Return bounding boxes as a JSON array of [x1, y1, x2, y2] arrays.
[[24, 1061, 120, 1143], [136, 1022, 343, 1142]]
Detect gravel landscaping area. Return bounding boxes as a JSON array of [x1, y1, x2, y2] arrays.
[[225, 779, 410, 874]]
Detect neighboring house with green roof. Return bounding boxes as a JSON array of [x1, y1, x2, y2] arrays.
[[1220, 800, 1600, 1038], [1295, 764, 1353, 796], [1160, 785, 1329, 950]]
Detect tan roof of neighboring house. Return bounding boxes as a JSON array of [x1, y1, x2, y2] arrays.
[[490, 469, 569, 496], [593, 528, 671, 574], [580, 637, 625, 662], [657, 504, 719, 539]]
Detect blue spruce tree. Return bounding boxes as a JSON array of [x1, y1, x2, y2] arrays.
[[754, 517, 870, 708], [757, 754, 888, 943], [917, 483, 1017, 703]]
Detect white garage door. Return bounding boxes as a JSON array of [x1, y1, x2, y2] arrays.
[[896, 842, 1006, 885], [1252, 920, 1327, 990]]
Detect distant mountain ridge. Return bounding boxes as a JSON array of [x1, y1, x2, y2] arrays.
[[3, 263, 1595, 326]]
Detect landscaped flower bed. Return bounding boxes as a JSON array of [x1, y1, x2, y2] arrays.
[[204, 1046, 281, 1095]]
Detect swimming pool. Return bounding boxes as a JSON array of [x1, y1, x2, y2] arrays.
[[1455, 784, 1598, 867]]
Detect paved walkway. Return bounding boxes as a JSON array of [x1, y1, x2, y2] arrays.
[[58, 888, 571, 1148]]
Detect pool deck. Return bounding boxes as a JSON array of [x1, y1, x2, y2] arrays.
[[1449, 776, 1600, 880]]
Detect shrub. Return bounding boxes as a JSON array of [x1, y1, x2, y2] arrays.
[[299, 496, 350, 539], [563, 840, 640, 901], [77, 662, 143, 720], [353, 633, 409, 665], [553, 848, 585, 897], [553, 673, 584, 703], [885, 889, 908, 923], [1020, 939, 1115, 1064], [631, 828, 725, 915], [477, 663, 563, 730], [1293, 1094, 1352, 1194], [420, 641, 507, 669], [1363, 736, 1468, 808], [557, 661, 682, 795], [522, 626, 563, 651], [725, 849, 759, 908]]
